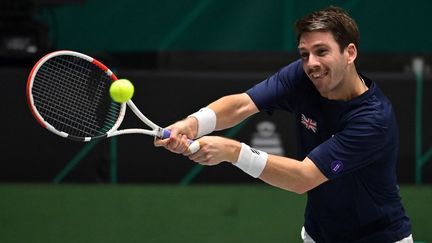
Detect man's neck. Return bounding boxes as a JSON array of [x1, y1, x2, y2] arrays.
[[327, 69, 368, 101]]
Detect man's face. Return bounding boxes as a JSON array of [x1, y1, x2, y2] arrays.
[[298, 31, 349, 97]]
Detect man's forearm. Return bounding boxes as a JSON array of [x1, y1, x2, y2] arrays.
[[208, 93, 258, 130]]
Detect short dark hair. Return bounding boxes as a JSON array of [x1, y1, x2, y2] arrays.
[[294, 6, 360, 52]]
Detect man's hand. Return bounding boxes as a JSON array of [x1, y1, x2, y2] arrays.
[[154, 117, 198, 154], [187, 136, 241, 166]]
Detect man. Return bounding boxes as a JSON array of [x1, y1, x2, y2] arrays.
[[155, 6, 412, 243]]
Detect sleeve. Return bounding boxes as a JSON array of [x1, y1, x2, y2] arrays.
[[246, 59, 304, 114], [307, 112, 390, 180]]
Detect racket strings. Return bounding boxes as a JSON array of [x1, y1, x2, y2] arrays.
[[34, 63, 105, 136], [35, 65, 116, 136], [35, 59, 105, 125], [36, 58, 102, 133], [32, 55, 120, 138]]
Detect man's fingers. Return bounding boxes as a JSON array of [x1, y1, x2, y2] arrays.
[[154, 137, 169, 147]]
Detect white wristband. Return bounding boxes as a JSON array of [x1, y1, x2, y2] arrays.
[[188, 107, 216, 138], [234, 143, 268, 178]]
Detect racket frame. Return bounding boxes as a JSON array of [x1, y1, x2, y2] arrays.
[[26, 50, 166, 142]]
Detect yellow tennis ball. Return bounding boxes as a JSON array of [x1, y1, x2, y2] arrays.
[[109, 79, 134, 103]]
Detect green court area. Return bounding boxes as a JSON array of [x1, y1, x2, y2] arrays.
[[0, 184, 430, 242]]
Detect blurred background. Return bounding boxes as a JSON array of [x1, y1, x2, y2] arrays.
[[0, 0, 431, 242]]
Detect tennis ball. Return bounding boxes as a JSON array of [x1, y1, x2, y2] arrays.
[[109, 79, 134, 103]]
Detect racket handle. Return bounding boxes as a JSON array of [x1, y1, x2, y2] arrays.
[[161, 129, 171, 139], [161, 129, 200, 153]]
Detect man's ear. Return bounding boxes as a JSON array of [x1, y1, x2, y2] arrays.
[[346, 43, 357, 64]]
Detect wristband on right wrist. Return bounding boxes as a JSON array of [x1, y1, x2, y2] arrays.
[[234, 143, 268, 178]]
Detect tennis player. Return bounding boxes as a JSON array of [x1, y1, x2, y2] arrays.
[[155, 6, 413, 242]]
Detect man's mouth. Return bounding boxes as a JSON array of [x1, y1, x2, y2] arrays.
[[309, 70, 328, 80]]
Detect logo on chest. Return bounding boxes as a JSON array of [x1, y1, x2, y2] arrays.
[[301, 114, 317, 133]]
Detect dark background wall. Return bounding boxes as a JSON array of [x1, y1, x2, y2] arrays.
[[31, 0, 432, 53]]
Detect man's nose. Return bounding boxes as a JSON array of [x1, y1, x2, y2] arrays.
[[307, 54, 320, 68]]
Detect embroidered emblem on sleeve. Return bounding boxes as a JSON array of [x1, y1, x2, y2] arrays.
[[330, 160, 344, 174]]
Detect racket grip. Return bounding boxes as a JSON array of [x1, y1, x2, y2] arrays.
[[161, 129, 171, 139], [160, 129, 200, 153]]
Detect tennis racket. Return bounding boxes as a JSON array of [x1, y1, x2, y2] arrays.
[[26, 50, 200, 153]]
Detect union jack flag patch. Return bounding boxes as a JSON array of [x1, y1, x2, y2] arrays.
[[301, 114, 317, 133]]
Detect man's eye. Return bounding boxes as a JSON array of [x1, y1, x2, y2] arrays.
[[300, 53, 309, 59], [316, 49, 328, 56]]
